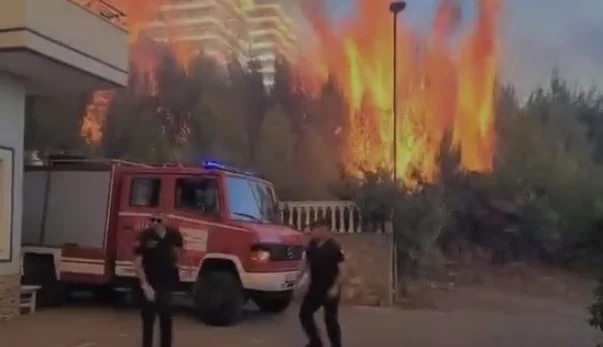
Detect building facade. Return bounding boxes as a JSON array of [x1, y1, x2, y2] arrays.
[[0, 0, 128, 319], [144, 0, 297, 86], [245, 1, 297, 87], [144, 0, 250, 64]]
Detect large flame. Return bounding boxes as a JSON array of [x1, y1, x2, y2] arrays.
[[80, 0, 194, 146], [81, 89, 113, 145], [79, 0, 499, 184], [300, 0, 499, 181]]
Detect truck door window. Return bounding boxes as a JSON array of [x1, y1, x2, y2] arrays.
[[175, 178, 219, 215], [129, 178, 161, 207]]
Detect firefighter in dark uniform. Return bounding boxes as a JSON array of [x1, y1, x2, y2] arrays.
[[295, 218, 345, 347], [134, 213, 183, 347]]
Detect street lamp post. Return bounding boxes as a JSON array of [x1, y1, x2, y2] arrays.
[[389, 1, 406, 181], [388, 0, 406, 306]]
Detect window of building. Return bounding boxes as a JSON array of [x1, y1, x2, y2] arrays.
[[129, 178, 161, 207], [175, 178, 219, 215]]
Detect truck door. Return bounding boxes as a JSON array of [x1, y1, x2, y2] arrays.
[[114, 174, 163, 278], [169, 175, 221, 282]]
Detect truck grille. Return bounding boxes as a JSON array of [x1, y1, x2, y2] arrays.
[[269, 245, 304, 261]]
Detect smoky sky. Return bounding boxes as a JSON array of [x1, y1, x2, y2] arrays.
[[280, 0, 603, 97]]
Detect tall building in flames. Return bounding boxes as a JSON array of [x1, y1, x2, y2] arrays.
[[144, 0, 250, 63], [245, 0, 298, 86], [143, 0, 297, 86]]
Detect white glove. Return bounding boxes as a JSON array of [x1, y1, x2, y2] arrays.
[[141, 283, 155, 302], [327, 285, 340, 299], [293, 274, 309, 296]]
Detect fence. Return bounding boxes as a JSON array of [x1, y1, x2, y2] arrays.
[[278, 200, 390, 234], [279, 200, 397, 305]]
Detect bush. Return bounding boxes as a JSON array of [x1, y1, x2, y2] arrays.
[[331, 167, 402, 232], [392, 183, 450, 278], [589, 276, 603, 332]]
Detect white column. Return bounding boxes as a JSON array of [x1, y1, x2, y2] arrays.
[[0, 74, 25, 320]]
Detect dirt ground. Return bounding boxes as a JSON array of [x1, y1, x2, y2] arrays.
[[1, 288, 601, 347]]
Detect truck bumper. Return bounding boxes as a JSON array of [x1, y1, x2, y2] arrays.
[[241, 270, 299, 292]]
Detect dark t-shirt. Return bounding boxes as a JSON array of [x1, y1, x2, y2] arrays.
[[134, 227, 183, 290], [305, 238, 344, 293]]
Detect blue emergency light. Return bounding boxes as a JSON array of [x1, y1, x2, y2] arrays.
[[201, 160, 256, 176]]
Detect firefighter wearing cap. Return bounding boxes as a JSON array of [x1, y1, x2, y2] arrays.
[[133, 213, 183, 347]]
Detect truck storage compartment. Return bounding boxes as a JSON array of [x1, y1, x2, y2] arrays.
[[22, 168, 113, 248]]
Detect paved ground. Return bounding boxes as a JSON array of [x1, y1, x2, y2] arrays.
[[1, 293, 601, 347]]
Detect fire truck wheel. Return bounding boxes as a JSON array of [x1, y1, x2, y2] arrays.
[[194, 270, 245, 326], [253, 292, 293, 313], [93, 286, 119, 303]]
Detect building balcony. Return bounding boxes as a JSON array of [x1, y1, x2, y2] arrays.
[[0, 0, 129, 94], [146, 16, 246, 47], [155, 33, 247, 60], [249, 17, 296, 43], [159, 0, 248, 25]]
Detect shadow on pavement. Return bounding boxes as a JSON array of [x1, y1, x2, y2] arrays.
[[63, 289, 287, 325]]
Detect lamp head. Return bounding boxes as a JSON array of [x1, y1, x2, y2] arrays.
[[389, 1, 406, 14]]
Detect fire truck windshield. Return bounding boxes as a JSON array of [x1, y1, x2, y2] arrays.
[[226, 176, 279, 224]]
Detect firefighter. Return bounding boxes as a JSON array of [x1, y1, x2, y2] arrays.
[[134, 212, 183, 347], [295, 218, 346, 347]]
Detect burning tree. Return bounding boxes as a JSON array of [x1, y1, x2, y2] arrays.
[[298, 0, 499, 182], [72, 0, 502, 186], [24, 0, 603, 273]]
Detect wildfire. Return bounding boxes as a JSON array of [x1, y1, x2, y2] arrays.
[[79, 0, 499, 184], [80, 0, 194, 147], [81, 90, 113, 145], [300, 0, 499, 181]]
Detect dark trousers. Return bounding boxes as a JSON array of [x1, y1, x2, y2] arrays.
[[139, 288, 173, 347], [299, 290, 342, 347]]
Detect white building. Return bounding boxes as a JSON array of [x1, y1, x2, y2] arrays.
[[144, 0, 250, 64], [0, 0, 128, 319], [246, 1, 298, 87], [144, 0, 297, 86]]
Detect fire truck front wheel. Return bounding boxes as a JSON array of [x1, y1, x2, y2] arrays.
[[193, 270, 245, 326], [253, 291, 293, 313]]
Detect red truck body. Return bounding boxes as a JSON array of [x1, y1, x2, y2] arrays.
[[21, 158, 304, 325]]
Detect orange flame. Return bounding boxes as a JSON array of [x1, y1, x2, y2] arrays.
[[79, 0, 499, 185], [81, 90, 113, 145], [300, 0, 499, 182], [81, 0, 195, 147]]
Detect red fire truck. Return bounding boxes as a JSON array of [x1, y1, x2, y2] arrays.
[[20, 156, 305, 326]]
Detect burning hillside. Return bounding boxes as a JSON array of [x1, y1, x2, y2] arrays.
[[80, 0, 499, 183], [299, 0, 499, 181]]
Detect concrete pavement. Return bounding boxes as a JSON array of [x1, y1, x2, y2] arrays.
[[0, 299, 600, 347]]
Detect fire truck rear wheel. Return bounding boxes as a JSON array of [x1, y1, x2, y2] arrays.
[[194, 270, 245, 326]]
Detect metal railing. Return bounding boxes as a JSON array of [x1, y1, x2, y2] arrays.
[[71, 0, 127, 29], [278, 200, 389, 234]]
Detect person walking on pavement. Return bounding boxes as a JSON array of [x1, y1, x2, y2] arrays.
[[134, 212, 183, 347], [296, 218, 346, 347]]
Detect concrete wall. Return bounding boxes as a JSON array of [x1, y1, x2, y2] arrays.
[[0, 0, 128, 320], [0, 0, 128, 79], [0, 74, 25, 320], [0, 0, 129, 93]]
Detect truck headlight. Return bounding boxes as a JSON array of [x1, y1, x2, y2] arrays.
[[251, 250, 271, 262]]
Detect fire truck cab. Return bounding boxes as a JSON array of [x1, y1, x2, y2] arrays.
[[20, 157, 304, 326]]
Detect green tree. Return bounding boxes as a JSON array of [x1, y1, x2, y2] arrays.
[[101, 87, 172, 163], [254, 104, 297, 198], [25, 93, 88, 153]]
